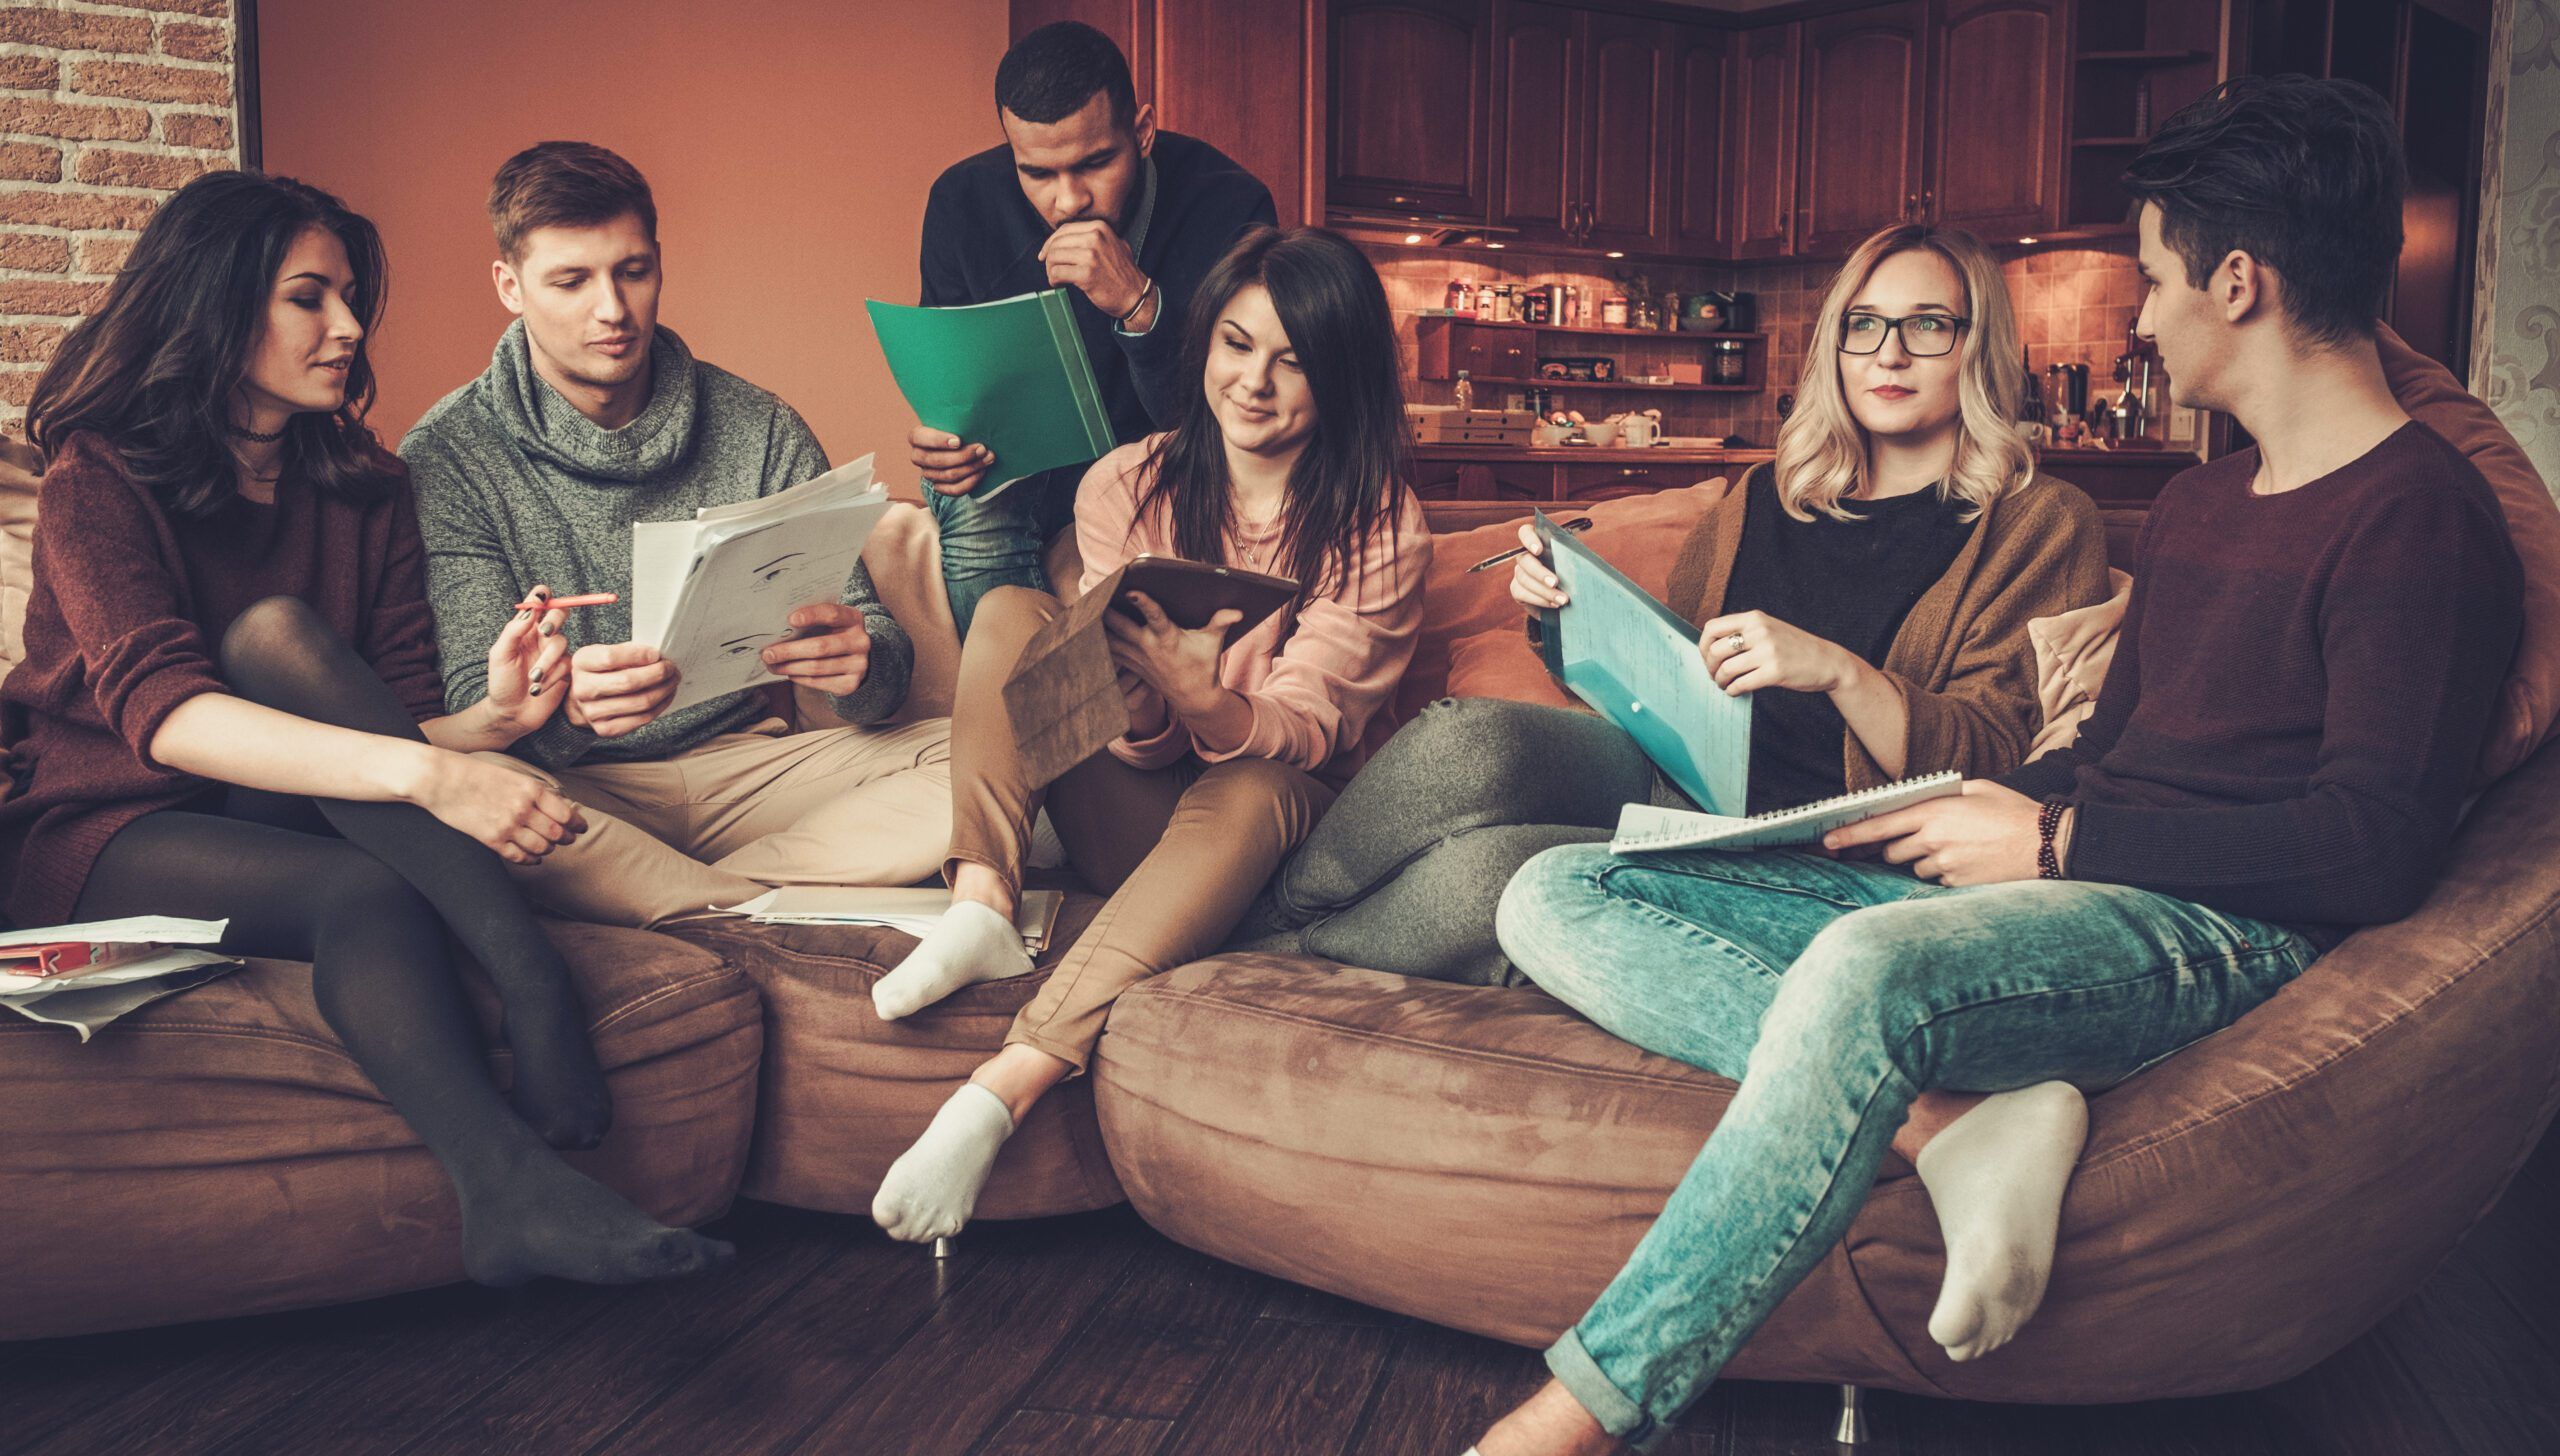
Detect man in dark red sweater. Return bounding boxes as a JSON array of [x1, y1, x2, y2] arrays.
[[1471, 77, 2528, 1456]]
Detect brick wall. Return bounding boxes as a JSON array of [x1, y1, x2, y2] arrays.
[[0, 0, 241, 434]]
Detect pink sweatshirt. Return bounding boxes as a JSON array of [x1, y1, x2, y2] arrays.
[[1076, 437, 1432, 783]]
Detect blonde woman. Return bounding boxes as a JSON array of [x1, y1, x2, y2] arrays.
[[1232, 222, 2111, 988]]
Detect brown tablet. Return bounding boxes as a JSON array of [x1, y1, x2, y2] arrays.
[[1111, 553, 1301, 647]]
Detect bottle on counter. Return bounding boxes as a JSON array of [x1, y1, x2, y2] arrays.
[[2017, 347, 2046, 446], [1452, 369, 1473, 412], [1474, 281, 1495, 320], [1444, 277, 1472, 312]]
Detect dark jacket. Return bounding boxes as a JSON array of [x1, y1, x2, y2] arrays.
[[919, 130, 1277, 500]]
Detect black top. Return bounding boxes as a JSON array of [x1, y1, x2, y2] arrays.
[[1721, 468, 1975, 814], [919, 131, 1277, 504], [1998, 423, 2521, 950]]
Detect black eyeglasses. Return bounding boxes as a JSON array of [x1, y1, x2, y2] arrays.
[[1839, 311, 1971, 357]]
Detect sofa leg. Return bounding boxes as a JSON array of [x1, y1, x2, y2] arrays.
[[1833, 1384, 1869, 1446], [932, 1235, 957, 1261]]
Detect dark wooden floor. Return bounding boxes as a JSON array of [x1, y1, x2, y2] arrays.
[[10, 1118, 2559, 1456]]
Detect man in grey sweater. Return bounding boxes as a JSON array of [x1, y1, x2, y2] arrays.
[[405, 141, 951, 927]]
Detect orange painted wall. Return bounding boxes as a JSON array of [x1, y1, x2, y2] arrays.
[[256, 0, 1012, 493]]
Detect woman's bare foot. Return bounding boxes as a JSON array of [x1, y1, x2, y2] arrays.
[[1474, 1378, 1621, 1456]]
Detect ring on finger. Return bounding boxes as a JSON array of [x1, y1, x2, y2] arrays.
[[1717, 633, 1746, 654]]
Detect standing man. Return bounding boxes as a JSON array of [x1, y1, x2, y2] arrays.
[[406, 141, 953, 929], [912, 20, 1276, 636]]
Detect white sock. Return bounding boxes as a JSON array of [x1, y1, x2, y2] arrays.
[[1914, 1081, 2089, 1363], [871, 900, 1033, 1021], [872, 1082, 1014, 1243]]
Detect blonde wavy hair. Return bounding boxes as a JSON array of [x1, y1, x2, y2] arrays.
[[1770, 224, 2032, 522]]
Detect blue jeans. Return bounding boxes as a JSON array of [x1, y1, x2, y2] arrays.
[[926, 468, 1081, 640], [1494, 845, 2316, 1450]]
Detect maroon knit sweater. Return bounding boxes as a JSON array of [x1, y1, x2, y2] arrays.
[[0, 432, 444, 927], [1999, 422, 2525, 948]]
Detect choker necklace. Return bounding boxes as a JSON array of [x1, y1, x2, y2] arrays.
[[229, 423, 286, 443]]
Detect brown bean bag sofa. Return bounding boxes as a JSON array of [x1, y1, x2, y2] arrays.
[[670, 902, 1124, 1221], [0, 921, 761, 1340], [1086, 327, 2560, 1399]]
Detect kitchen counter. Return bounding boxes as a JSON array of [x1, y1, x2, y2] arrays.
[[1412, 444, 1775, 465], [1411, 441, 2195, 508]]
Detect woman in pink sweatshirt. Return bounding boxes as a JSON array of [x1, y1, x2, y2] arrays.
[[869, 226, 1430, 1242]]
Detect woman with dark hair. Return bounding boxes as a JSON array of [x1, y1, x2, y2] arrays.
[[868, 225, 1431, 1242], [0, 171, 731, 1286]]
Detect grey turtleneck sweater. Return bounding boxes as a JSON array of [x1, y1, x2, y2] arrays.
[[403, 321, 913, 770]]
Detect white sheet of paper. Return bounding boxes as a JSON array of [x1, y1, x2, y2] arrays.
[[0, 961, 240, 1040], [712, 887, 1057, 945], [0, 915, 226, 950], [630, 457, 893, 714]]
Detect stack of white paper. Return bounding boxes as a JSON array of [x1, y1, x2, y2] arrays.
[[632, 455, 894, 713], [714, 888, 1064, 953], [0, 915, 239, 1041]]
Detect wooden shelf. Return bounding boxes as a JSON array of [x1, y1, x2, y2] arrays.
[[1418, 315, 1764, 344], [1468, 375, 1759, 394], [2074, 49, 2208, 65]]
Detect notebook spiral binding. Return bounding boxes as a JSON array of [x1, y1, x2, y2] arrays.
[[1614, 770, 1964, 850]]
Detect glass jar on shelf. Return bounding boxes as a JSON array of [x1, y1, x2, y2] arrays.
[[1710, 338, 1749, 385]]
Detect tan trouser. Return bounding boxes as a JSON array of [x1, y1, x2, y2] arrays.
[[482, 716, 954, 928], [948, 587, 1336, 1072]]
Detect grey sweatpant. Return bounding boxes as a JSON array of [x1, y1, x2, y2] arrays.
[[1226, 696, 1675, 985]]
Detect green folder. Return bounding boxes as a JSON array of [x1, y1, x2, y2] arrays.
[[1533, 509, 1751, 816], [865, 289, 1117, 500]]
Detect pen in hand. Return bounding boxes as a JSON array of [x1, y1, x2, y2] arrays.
[[513, 591, 619, 613], [1466, 516, 1593, 572]]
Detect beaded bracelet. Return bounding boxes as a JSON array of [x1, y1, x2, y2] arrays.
[[2036, 799, 2068, 880]]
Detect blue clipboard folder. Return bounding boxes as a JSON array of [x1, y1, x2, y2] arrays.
[[1532, 510, 1749, 817]]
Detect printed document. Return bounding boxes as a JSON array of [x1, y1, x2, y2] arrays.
[[632, 456, 893, 713]]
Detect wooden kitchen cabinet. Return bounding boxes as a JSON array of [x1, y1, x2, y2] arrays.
[[1665, 24, 1732, 254], [1411, 457, 1554, 502], [1491, 0, 1579, 239], [1328, 0, 1493, 218], [1489, 2, 1670, 250], [1577, 9, 1672, 251], [1559, 461, 1701, 501], [1726, 22, 1800, 259], [1796, 2, 1928, 257], [1929, 0, 2068, 237]]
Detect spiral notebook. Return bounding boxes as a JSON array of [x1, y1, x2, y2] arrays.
[[1610, 772, 1964, 854]]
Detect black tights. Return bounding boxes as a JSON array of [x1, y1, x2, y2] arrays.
[[75, 597, 730, 1287]]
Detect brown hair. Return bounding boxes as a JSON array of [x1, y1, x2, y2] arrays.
[[487, 140, 656, 261], [30, 170, 396, 519]]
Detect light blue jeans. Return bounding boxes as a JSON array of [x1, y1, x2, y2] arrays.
[[1494, 844, 2316, 1450], [926, 467, 1081, 639]]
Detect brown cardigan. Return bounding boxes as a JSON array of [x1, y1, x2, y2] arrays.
[[1662, 463, 2113, 793]]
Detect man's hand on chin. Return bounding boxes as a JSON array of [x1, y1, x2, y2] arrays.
[[1040, 219, 1154, 330]]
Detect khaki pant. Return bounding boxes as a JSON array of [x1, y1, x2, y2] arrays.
[[483, 716, 953, 928], [948, 587, 1336, 1072]]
